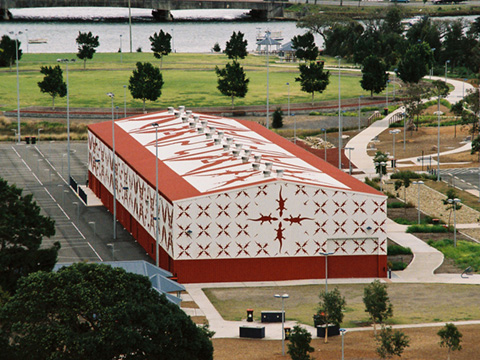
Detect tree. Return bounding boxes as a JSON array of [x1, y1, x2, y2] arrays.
[[0, 178, 58, 293], [76, 31, 100, 69], [376, 326, 410, 359], [295, 61, 330, 105], [213, 42, 221, 53], [37, 65, 67, 109], [363, 280, 393, 335], [291, 32, 319, 61], [442, 188, 462, 228], [149, 30, 172, 68], [225, 31, 248, 61], [317, 288, 346, 343], [287, 325, 314, 360], [0, 35, 22, 69], [215, 61, 249, 108], [0, 263, 213, 360], [361, 55, 389, 97], [272, 107, 283, 129], [129, 62, 164, 112], [373, 151, 389, 175], [438, 323, 462, 360], [402, 83, 429, 131], [396, 42, 434, 84]]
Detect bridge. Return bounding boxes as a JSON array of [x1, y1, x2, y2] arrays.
[[0, 0, 286, 21]]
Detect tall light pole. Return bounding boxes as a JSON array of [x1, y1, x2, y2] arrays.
[[448, 198, 461, 248], [57, 58, 75, 182], [171, 28, 175, 52], [119, 34, 123, 63], [25, 28, 29, 53], [274, 293, 289, 356], [389, 129, 400, 171], [123, 85, 127, 117], [128, 0, 133, 53], [287, 82, 294, 144], [413, 181, 424, 224], [358, 95, 363, 131], [9, 31, 22, 144], [393, 69, 397, 100], [322, 128, 327, 161], [319, 251, 334, 293], [444, 59, 450, 83], [336, 55, 342, 169], [107, 92, 117, 240], [345, 147, 354, 175], [386, 80, 390, 111], [152, 122, 160, 267], [340, 328, 347, 360]]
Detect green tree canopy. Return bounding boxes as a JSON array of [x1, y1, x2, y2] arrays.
[[149, 29, 172, 68], [396, 42, 434, 84], [0, 178, 58, 293], [438, 323, 462, 360], [225, 31, 248, 61], [37, 65, 67, 109], [215, 61, 249, 108], [361, 55, 389, 97], [128, 62, 164, 112], [0, 262, 213, 360], [363, 280, 393, 335], [376, 326, 410, 359], [287, 325, 314, 360], [0, 35, 22, 68], [317, 288, 346, 343], [291, 32, 319, 61], [295, 61, 330, 105], [76, 31, 100, 69]]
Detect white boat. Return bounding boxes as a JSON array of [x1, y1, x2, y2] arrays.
[[28, 39, 48, 44]]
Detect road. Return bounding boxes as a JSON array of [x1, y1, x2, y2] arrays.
[[440, 167, 480, 193], [0, 140, 152, 264]]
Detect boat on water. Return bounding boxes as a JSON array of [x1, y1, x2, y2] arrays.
[[28, 39, 48, 44]]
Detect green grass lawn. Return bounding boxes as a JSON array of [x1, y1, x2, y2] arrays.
[[429, 239, 480, 272], [204, 283, 480, 327], [0, 52, 371, 111]]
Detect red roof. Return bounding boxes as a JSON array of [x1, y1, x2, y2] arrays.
[[88, 110, 381, 202]]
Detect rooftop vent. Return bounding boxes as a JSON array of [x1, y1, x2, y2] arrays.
[[254, 155, 262, 163], [263, 170, 271, 178], [167, 107, 174, 114], [188, 122, 195, 128], [181, 115, 189, 123], [186, 110, 192, 116], [201, 120, 208, 127], [223, 144, 230, 151], [226, 137, 233, 145], [197, 127, 204, 134], [252, 163, 260, 170], [232, 150, 240, 157], [209, 126, 216, 132], [174, 110, 180, 118], [244, 149, 252, 157], [276, 169, 284, 178], [265, 162, 273, 170], [235, 143, 243, 150], [214, 138, 221, 145], [217, 131, 224, 139], [205, 133, 213, 139], [241, 156, 249, 163], [179, 106, 185, 113]]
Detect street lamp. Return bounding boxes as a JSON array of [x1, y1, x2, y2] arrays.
[[436, 100, 443, 181], [107, 92, 117, 240], [274, 293, 289, 356], [448, 198, 461, 248], [389, 129, 400, 171], [336, 55, 342, 169], [319, 251, 334, 293], [123, 85, 127, 117], [345, 147, 354, 175], [119, 34, 123, 62], [171, 28, 175, 53], [393, 69, 397, 100], [9, 30, 22, 144], [340, 328, 347, 360], [57, 58, 75, 182], [151, 122, 160, 267], [374, 162, 386, 192], [386, 79, 390, 110], [412, 181, 424, 224], [322, 128, 327, 161], [287, 82, 294, 144], [358, 95, 363, 131], [445, 59, 450, 83]]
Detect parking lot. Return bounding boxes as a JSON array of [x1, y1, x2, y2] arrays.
[[0, 140, 151, 264]]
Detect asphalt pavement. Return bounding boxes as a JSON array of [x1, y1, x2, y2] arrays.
[[0, 141, 151, 264]]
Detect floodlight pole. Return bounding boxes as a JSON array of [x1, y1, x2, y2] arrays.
[[107, 92, 116, 240], [319, 251, 334, 293], [274, 294, 289, 356], [336, 56, 342, 169]]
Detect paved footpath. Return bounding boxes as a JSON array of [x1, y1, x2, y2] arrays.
[[182, 77, 480, 339]]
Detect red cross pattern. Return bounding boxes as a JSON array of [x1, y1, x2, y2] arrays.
[[216, 242, 231, 257], [197, 243, 211, 258], [255, 242, 270, 256], [178, 243, 192, 258], [236, 242, 250, 256]]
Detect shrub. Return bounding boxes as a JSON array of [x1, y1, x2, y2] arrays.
[[393, 218, 413, 225], [387, 202, 406, 209], [388, 244, 412, 256], [272, 107, 283, 129], [407, 225, 449, 233], [390, 261, 408, 271]]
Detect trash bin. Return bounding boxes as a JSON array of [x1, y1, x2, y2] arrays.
[[25, 136, 30, 144], [246, 309, 254, 322], [284, 327, 291, 340], [384, 108, 389, 116], [31, 136, 37, 144]]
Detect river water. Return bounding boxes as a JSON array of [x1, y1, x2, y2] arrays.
[[0, 7, 313, 54]]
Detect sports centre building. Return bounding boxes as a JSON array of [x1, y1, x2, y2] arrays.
[[87, 107, 387, 283]]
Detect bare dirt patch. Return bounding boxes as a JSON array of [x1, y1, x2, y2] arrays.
[[213, 324, 480, 360]]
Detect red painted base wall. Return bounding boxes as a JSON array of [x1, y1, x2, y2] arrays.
[[89, 171, 388, 283]]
